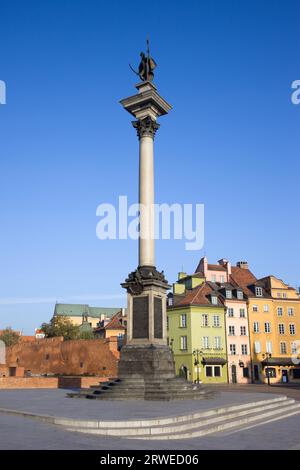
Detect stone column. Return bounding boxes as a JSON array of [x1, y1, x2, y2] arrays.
[[118, 81, 176, 395], [132, 116, 159, 267]]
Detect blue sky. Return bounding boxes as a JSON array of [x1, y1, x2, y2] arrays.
[[0, 0, 299, 334]]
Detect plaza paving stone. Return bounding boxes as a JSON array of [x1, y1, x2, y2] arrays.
[[0, 412, 300, 450], [0, 388, 283, 420], [0, 386, 300, 449]]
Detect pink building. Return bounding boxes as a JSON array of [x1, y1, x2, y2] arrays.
[[195, 257, 253, 383]]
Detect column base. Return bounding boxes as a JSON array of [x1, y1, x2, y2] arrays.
[[68, 345, 214, 401]]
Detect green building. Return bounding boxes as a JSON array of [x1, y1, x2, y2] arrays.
[[167, 273, 228, 384]]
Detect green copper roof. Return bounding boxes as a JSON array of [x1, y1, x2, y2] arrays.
[[54, 303, 121, 319]]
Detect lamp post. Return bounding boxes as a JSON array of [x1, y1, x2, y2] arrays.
[[262, 352, 272, 386], [193, 349, 203, 384]]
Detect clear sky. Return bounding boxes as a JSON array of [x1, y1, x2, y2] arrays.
[[0, 0, 299, 334]]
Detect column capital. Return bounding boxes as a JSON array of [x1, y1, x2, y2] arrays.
[[132, 116, 160, 140]]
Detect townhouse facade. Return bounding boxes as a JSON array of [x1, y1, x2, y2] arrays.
[[226, 261, 300, 384], [168, 257, 300, 384], [194, 258, 252, 383], [167, 277, 228, 384]]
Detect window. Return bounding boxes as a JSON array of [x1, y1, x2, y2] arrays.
[[240, 308, 246, 318], [291, 342, 298, 354], [293, 369, 300, 379], [264, 322, 271, 333], [213, 315, 220, 327], [243, 367, 249, 378], [45, 354, 50, 360], [227, 308, 234, 317], [253, 321, 260, 333], [280, 342, 287, 354], [229, 325, 235, 336], [202, 314, 209, 327], [240, 326, 247, 336], [229, 344, 236, 355], [214, 336, 221, 350], [278, 324, 285, 335], [254, 341, 261, 353], [226, 289, 232, 299], [211, 295, 218, 305], [288, 308, 294, 316], [80, 362, 84, 368], [266, 341, 272, 354], [180, 336, 187, 351], [202, 336, 209, 349], [255, 287, 263, 297], [277, 307, 283, 316], [237, 290, 243, 300], [277, 293, 281, 298], [220, 275, 225, 283], [241, 344, 248, 355], [168, 296, 173, 307], [211, 275, 216, 282], [205, 366, 221, 377], [289, 324, 296, 335], [283, 293, 287, 299], [263, 304, 269, 312], [180, 314, 187, 328], [253, 305, 258, 312]]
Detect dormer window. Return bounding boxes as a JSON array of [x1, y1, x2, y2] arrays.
[[226, 289, 232, 299], [211, 295, 218, 305], [168, 296, 173, 307], [237, 290, 243, 300], [255, 287, 263, 297]]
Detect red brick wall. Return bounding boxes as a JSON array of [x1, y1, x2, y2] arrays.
[[0, 377, 59, 389], [0, 376, 110, 389], [6, 337, 119, 377], [0, 365, 8, 377]]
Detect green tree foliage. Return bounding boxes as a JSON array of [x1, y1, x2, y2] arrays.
[[0, 327, 20, 347], [40, 316, 80, 340], [79, 330, 95, 340]]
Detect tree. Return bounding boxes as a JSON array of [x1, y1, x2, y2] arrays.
[[0, 327, 20, 347], [40, 316, 80, 340], [79, 329, 95, 340]]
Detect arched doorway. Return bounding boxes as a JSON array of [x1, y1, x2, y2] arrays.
[[179, 364, 188, 380], [254, 365, 259, 381]]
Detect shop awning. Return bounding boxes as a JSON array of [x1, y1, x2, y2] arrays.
[[261, 357, 296, 367], [202, 357, 227, 365]]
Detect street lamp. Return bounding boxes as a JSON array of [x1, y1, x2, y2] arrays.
[[262, 352, 272, 386], [193, 349, 203, 384]]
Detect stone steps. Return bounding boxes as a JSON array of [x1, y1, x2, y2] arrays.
[[58, 395, 300, 439], [67, 377, 211, 401]]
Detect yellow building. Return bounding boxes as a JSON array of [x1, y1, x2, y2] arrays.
[[259, 276, 300, 383], [95, 309, 127, 339], [53, 303, 121, 329], [231, 272, 300, 384]]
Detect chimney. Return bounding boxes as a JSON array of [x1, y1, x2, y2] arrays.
[[218, 258, 228, 266], [237, 261, 249, 270], [218, 258, 231, 278]]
